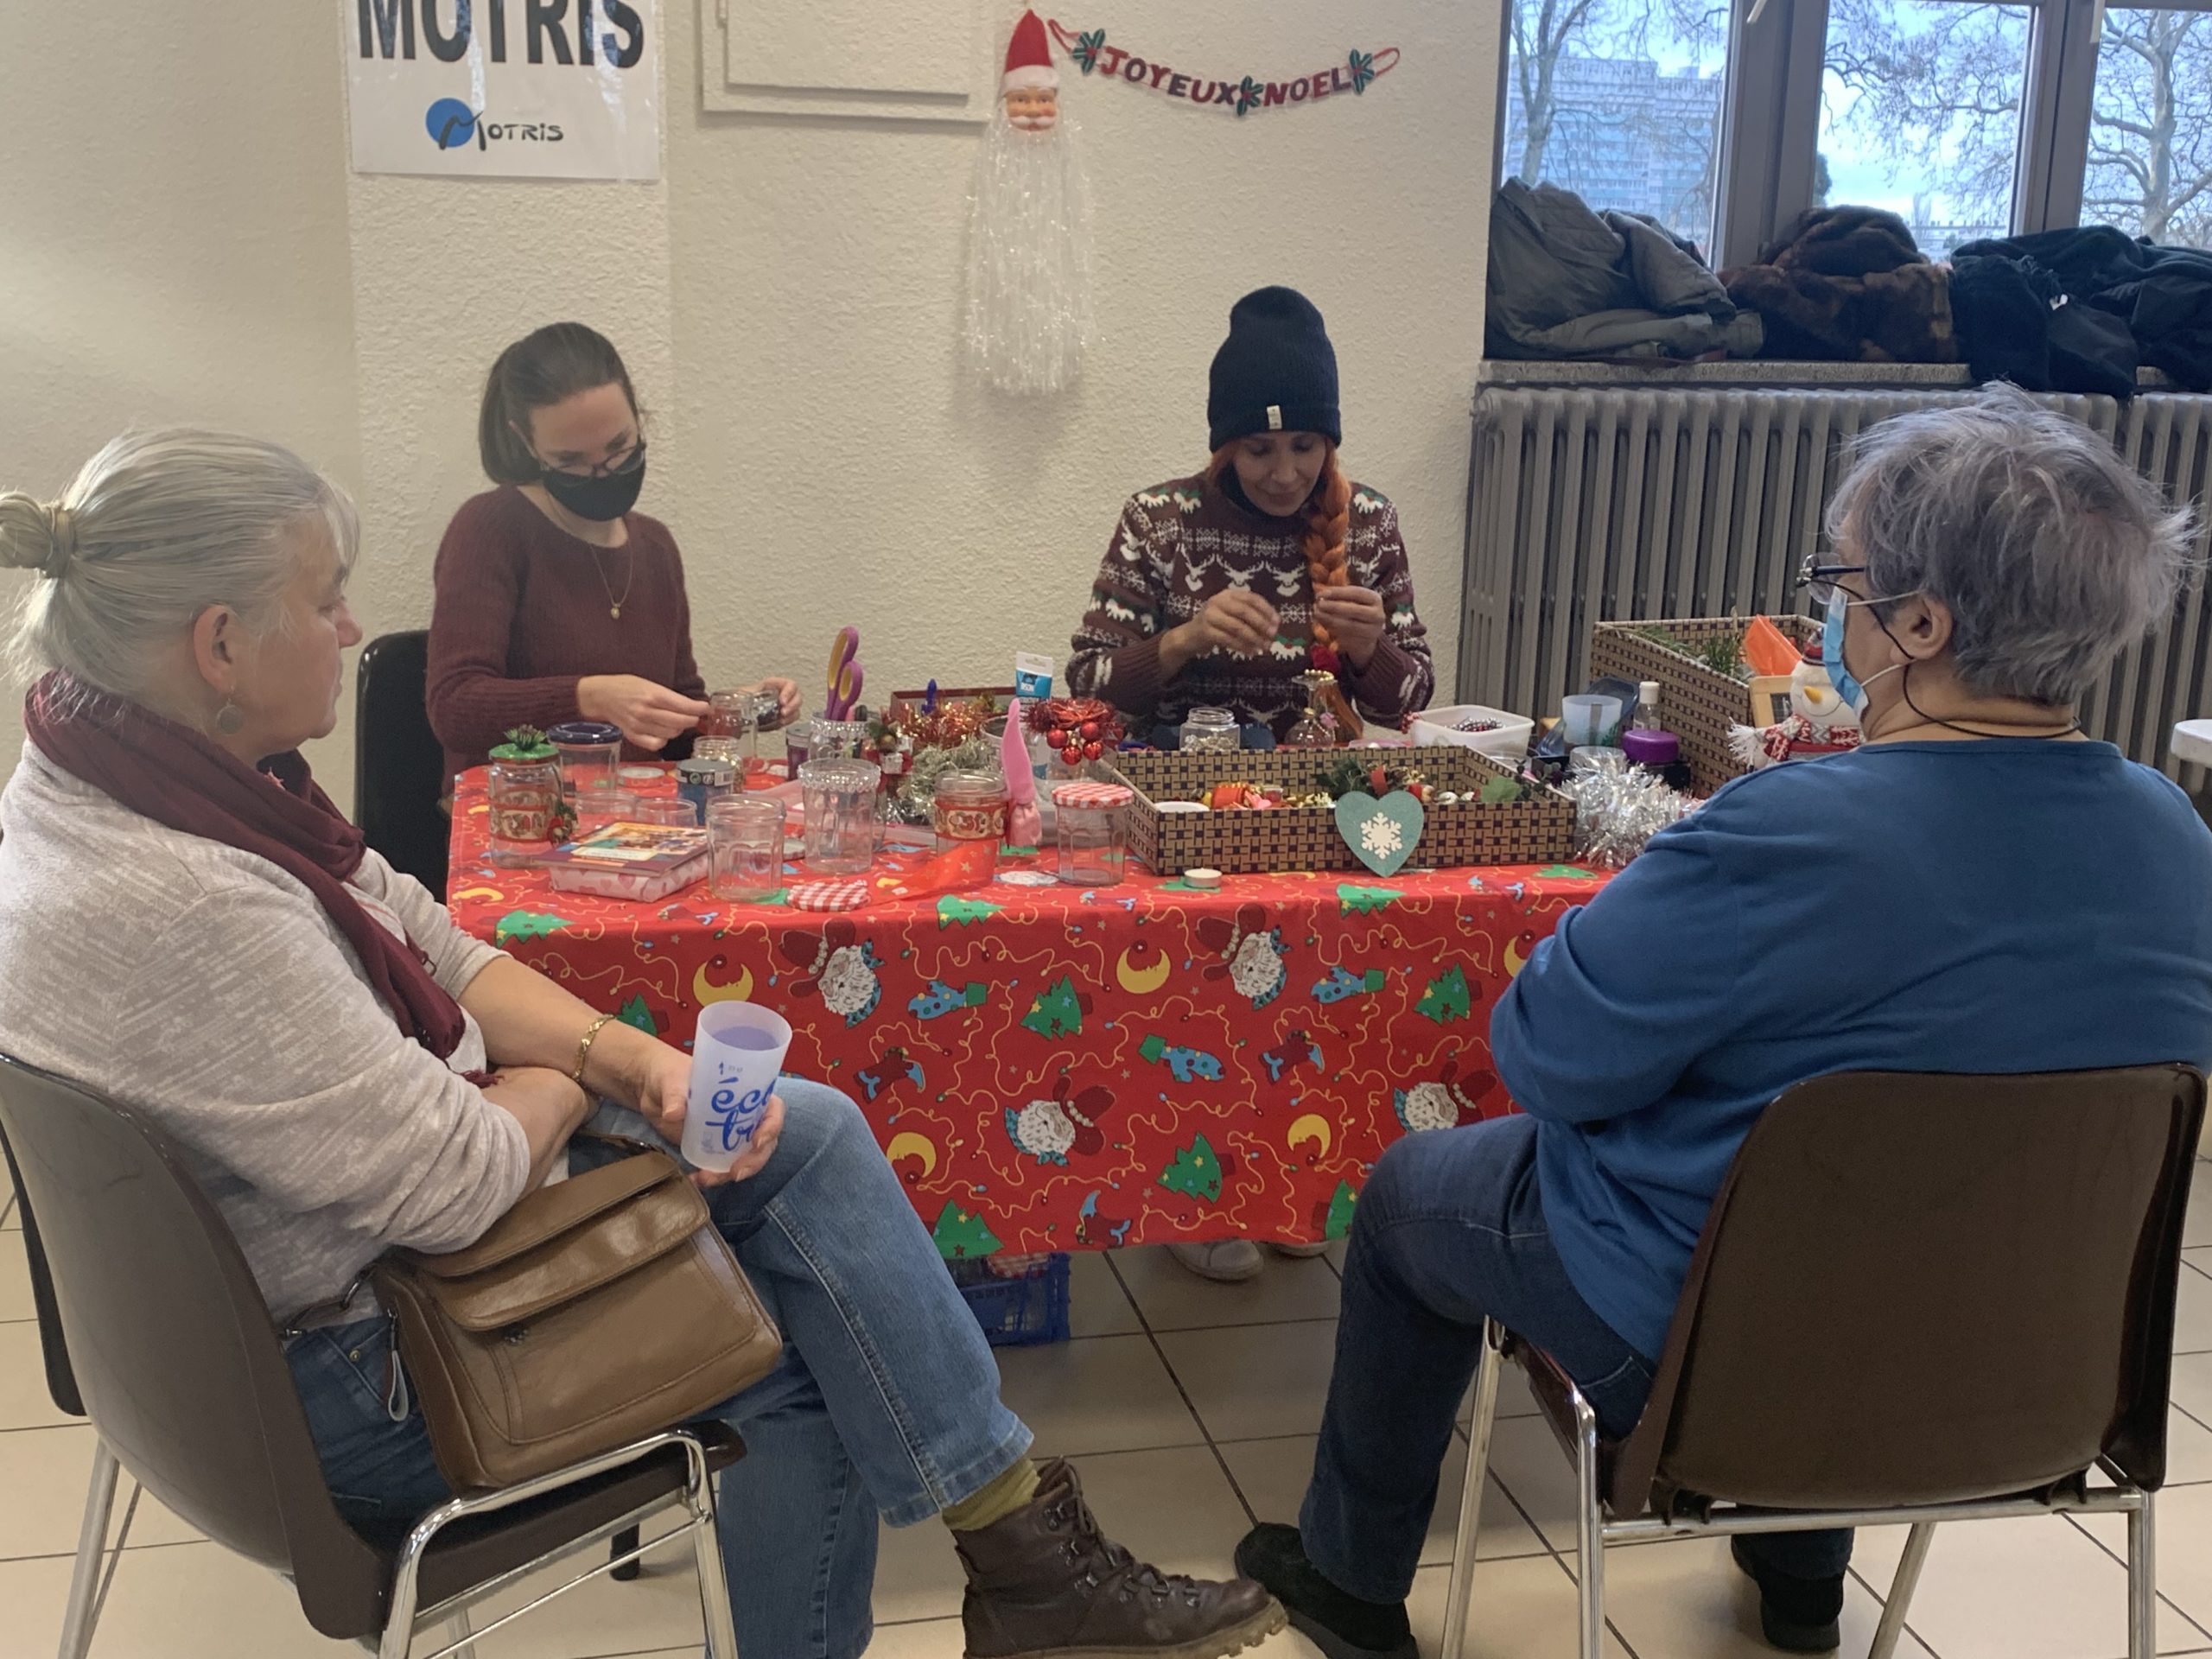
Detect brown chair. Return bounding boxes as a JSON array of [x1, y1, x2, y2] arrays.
[[0, 1052, 747, 1659], [1442, 1065, 2204, 1659]]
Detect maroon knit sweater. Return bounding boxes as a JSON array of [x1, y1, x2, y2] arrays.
[[425, 486, 705, 779], [1066, 474, 1435, 741]]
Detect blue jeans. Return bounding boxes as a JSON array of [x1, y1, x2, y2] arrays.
[[1300, 1114, 1850, 1604], [289, 1080, 1029, 1659]]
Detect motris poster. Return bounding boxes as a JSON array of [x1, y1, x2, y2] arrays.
[[346, 0, 660, 181]]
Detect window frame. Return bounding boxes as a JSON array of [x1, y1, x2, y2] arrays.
[[1500, 0, 2212, 266]]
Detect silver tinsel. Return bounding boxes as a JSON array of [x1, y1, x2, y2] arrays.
[[962, 105, 1095, 396], [1560, 748, 1697, 868]]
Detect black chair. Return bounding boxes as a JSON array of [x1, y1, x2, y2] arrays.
[[356, 631, 449, 899], [0, 1052, 744, 1659]]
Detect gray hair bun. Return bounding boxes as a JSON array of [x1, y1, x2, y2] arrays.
[[0, 493, 75, 580]]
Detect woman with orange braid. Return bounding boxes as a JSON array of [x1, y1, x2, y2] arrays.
[[1068, 287, 1435, 757], [1068, 287, 1437, 1284]]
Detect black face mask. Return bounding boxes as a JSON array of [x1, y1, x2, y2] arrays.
[[540, 444, 647, 522]]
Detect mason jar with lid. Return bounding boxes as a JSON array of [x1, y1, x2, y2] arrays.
[[1179, 706, 1241, 753], [1052, 780, 1132, 887], [546, 720, 624, 799]]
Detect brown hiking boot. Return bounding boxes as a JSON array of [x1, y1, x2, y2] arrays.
[[955, 1459, 1285, 1658]]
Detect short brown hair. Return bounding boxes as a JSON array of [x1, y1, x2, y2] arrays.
[[477, 323, 639, 485]]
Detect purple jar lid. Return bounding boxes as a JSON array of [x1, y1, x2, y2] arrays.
[[1621, 728, 1681, 765], [546, 721, 623, 747]]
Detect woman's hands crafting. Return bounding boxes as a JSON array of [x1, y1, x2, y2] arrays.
[[577, 674, 711, 751], [1314, 586, 1389, 668]]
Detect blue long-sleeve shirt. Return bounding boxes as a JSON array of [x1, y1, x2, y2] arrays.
[[1492, 738, 2212, 1361]]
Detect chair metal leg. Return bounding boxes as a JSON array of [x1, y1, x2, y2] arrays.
[[57, 1440, 120, 1659], [1868, 1521, 1935, 1659], [441, 1609, 473, 1658], [685, 1441, 741, 1659], [1573, 1388, 1605, 1659], [1440, 1319, 1505, 1659], [2128, 1492, 2156, 1659]]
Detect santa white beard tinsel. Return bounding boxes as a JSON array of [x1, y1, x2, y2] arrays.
[[963, 107, 1095, 396]]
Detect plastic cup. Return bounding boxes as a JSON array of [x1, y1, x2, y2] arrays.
[[682, 1002, 792, 1171], [1561, 695, 1624, 749]]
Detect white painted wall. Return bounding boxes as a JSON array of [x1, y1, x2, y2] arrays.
[[2, 1, 1501, 818]]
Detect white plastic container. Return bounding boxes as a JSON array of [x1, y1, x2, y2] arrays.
[[1408, 704, 1536, 763]]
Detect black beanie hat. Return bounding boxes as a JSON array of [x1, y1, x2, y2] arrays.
[[1207, 287, 1341, 452]]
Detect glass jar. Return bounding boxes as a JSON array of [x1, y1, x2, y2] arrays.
[[1179, 706, 1241, 753], [810, 717, 868, 762], [1284, 672, 1342, 749], [1052, 781, 1131, 887], [632, 797, 702, 829], [546, 721, 625, 799], [702, 691, 753, 740], [691, 735, 747, 770], [783, 716, 818, 780], [707, 798, 786, 901], [486, 756, 564, 864], [573, 787, 641, 838], [799, 760, 880, 874], [933, 770, 1009, 856], [677, 756, 739, 821]]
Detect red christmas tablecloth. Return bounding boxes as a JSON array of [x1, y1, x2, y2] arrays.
[[447, 771, 1610, 1255]]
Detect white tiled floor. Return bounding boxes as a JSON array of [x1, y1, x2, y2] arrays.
[[8, 1192, 2212, 1659]]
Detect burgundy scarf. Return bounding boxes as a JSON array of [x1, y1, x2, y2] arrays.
[[24, 671, 468, 1059]]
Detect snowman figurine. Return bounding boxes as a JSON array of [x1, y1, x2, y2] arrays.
[[1789, 639, 1859, 740]]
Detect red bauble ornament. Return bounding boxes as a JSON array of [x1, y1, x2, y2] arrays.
[[1048, 727, 1068, 747], [1062, 743, 1084, 765], [1079, 721, 1100, 741], [1083, 741, 1103, 760]]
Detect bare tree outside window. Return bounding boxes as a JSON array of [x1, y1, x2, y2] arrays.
[[2085, 8, 2212, 246]]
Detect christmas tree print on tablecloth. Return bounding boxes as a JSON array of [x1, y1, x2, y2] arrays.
[[932, 1201, 1003, 1260], [938, 894, 1003, 928], [1416, 966, 1472, 1026], [1022, 976, 1088, 1039], [1159, 1134, 1224, 1203], [494, 910, 569, 946], [1321, 1179, 1358, 1240], [1336, 884, 1401, 915], [614, 994, 658, 1036]]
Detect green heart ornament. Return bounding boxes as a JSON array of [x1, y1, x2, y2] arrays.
[[1335, 790, 1426, 877]]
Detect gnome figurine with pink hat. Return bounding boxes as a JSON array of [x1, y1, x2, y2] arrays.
[[963, 9, 1095, 395]]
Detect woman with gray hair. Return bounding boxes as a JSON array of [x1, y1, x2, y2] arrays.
[[0, 429, 1280, 1659], [1236, 384, 2212, 1659]]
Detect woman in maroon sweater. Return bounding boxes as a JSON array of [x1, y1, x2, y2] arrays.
[[426, 324, 797, 778]]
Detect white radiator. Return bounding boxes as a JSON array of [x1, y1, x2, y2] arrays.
[[1459, 385, 2212, 773]]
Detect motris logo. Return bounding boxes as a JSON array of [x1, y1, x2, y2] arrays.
[[424, 96, 563, 149], [359, 0, 645, 70]]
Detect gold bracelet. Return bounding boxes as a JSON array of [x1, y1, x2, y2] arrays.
[[571, 1013, 620, 1085]]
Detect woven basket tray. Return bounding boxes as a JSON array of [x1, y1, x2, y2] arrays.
[[1589, 616, 1818, 794], [1105, 747, 1575, 877]]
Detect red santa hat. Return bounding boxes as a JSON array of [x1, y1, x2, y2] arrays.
[[1001, 10, 1058, 94]]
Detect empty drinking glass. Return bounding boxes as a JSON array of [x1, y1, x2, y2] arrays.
[[798, 760, 880, 875], [708, 798, 786, 901], [573, 787, 641, 837], [632, 798, 702, 829]]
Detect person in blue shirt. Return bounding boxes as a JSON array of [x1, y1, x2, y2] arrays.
[[1235, 383, 2212, 1658]]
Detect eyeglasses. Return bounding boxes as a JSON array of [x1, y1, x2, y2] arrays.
[[543, 437, 646, 480], [1800, 554, 1868, 607]]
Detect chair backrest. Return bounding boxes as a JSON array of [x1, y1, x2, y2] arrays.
[[0, 1053, 391, 1636], [0, 1125, 85, 1417], [1613, 1065, 2204, 1515], [355, 630, 448, 899]]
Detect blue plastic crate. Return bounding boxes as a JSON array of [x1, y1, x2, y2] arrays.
[[946, 1253, 1071, 1347]]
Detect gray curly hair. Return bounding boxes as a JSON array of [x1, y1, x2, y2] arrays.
[[1826, 384, 2196, 707]]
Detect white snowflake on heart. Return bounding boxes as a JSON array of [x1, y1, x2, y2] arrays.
[[1359, 811, 1404, 859]]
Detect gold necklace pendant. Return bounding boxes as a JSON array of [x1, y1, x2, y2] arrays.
[[610, 604, 622, 620]]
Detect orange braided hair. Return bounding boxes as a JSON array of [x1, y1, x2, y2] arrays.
[[1205, 442, 1352, 651]]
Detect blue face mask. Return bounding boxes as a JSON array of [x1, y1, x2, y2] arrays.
[[1822, 586, 1904, 715]]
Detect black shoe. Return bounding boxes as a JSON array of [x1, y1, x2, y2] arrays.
[[1232, 1523, 1417, 1659], [1731, 1536, 1844, 1653]]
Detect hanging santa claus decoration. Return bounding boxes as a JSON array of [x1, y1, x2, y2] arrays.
[[963, 9, 1095, 396]]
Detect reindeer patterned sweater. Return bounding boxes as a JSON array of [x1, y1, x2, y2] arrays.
[[1066, 475, 1436, 740]]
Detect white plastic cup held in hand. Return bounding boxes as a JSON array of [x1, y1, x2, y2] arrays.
[[682, 1002, 793, 1171]]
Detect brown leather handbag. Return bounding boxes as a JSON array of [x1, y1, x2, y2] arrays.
[[370, 1146, 783, 1490]]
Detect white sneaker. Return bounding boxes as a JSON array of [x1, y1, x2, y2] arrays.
[[1269, 1241, 1332, 1260], [1168, 1239, 1266, 1282]]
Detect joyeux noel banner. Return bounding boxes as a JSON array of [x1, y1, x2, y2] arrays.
[[1045, 19, 1400, 116], [346, 0, 660, 181]]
